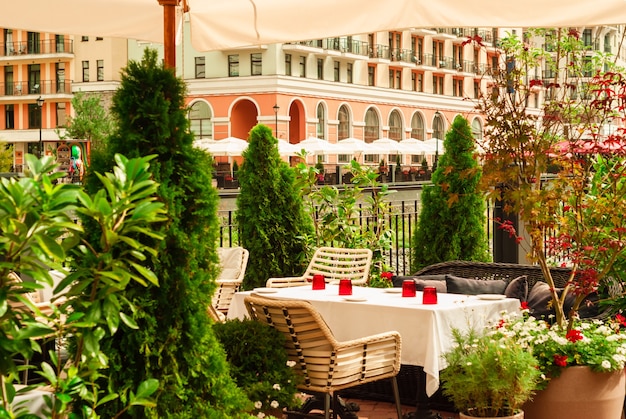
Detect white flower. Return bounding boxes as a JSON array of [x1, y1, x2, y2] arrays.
[[270, 400, 279, 409], [286, 360, 296, 368], [602, 360, 612, 369], [257, 413, 266, 418], [273, 384, 281, 391], [254, 401, 263, 409]]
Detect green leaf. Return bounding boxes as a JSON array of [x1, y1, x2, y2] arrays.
[[119, 312, 138, 329], [134, 379, 159, 400]]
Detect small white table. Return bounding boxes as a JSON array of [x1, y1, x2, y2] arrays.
[[228, 284, 520, 397]]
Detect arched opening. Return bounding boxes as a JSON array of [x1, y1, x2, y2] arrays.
[[364, 108, 379, 143], [288, 100, 306, 143], [189, 101, 212, 140], [230, 99, 258, 140]]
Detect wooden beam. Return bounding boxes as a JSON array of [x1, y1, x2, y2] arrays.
[[158, 0, 179, 68]]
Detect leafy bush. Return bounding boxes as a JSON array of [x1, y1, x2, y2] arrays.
[[213, 319, 302, 416]]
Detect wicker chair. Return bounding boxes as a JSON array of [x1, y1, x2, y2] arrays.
[[266, 247, 372, 288], [212, 247, 249, 315], [244, 295, 403, 419]]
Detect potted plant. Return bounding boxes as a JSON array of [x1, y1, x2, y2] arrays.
[[441, 326, 541, 418]]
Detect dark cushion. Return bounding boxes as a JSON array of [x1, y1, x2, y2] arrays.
[[504, 275, 529, 301], [527, 281, 599, 319], [445, 274, 509, 295], [392, 274, 447, 290]]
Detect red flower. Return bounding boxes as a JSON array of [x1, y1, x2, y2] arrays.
[[566, 329, 583, 342], [381, 272, 393, 281], [616, 314, 626, 327], [520, 301, 530, 310], [553, 354, 569, 367]]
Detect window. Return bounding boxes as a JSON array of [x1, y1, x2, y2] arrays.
[[4, 29, 14, 55], [388, 110, 402, 141], [333, 61, 340, 82], [338, 105, 350, 140], [56, 102, 67, 127], [251, 53, 262, 76], [5, 104, 14, 130], [453, 78, 463, 97], [96, 37, 103, 41], [4, 65, 13, 96], [189, 101, 212, 140], [389, 68, 401, 89], [55, 35, 65, 53], [317, 58, 323, 80], [411, 113, 424, 140], [453, 45, 463, 69], [228, 54, 239, 77], [433, 40, 444, 65], [299, 56, 306, 77], [338, 154, 351, 163], [195, 57, 206, 78], [81, 36, 89, 42], [56, 62, 66, 93], [411, 71, 423, 92], [368, 65, 375, 86], [433, 75, 444, 95], [582, 29, 592, 47], [433, 113, 445, 140], [97, 60, 104, 81], [471, 118, 483, 141], [347, 63, 353, 83], [316, 103, 326, 139], [28, 103, 41, 129], [27, 32, 40, 54], [364, 108, 379, 142], [285, 54, 292, 76], [28, 64, 40, 94], [82, 61, 89, 82], [412, 36, 423, 63], [474, 81, 480, 99]]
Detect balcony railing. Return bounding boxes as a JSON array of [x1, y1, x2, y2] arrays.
[[0, 39, 74, 57], [390, 48, 417, 63], [339, 39, 369, 56], [369, 44, 390, 60], [0, 79, 72, 97]]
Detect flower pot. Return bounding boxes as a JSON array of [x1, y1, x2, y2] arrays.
[[460, 409, 523, 418], [523, 366, 625, 419]]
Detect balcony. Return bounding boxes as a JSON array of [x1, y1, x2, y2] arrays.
[[0, 39, 74, 58], [369, 44, 390, 60], [0, 79, 72, 98], [390, 48, 418, 64]]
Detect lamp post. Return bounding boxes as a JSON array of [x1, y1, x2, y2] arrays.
[[433, 111, 441, 172], [36, 96, 44, 158], [273, 104, 280, 138]]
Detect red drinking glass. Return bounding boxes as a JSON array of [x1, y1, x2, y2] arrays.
[[338, 279, 353, 296], [422, 286, 438, 304], [402, 280, 416, 297], [312, 274, 326, 290]]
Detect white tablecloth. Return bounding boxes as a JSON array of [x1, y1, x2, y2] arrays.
[[228, 285, 520, 396]]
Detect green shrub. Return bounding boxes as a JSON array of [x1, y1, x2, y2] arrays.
[[213, 319, 302, 415]]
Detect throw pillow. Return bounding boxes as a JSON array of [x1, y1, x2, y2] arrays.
[[392, 275, 447, 293], [504, 275, 529, 302], [527, 282, 598, 319], [445, 274, 509, 295]]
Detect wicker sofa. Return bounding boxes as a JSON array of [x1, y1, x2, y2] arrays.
[[340, 260, 577, 410]]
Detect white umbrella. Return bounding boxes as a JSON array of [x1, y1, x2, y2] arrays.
[[337, 138, 385, 155], [277, 140, 299, 156], [3, 1, 626, 57], [423, 138, 445, 154], [199, 136, 249, 157], [296, 137, 342, 155], [398, 138, 432, 154], [372, 138, 402, 154]]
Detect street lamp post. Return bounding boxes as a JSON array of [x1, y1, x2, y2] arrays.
[[273, 104, 280, 138], [36, 96, 44, 158]]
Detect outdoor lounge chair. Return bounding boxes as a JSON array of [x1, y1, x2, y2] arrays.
[[211, 247, 249, 316], [244, 294, 402, 419], [265, 247, 372, 288]]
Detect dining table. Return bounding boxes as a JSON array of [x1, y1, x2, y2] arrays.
[[227, 284, 521, 399]]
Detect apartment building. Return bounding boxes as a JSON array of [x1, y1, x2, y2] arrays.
[[1, 24, 624, 172]]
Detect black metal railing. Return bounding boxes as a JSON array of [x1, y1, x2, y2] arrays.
[[0, 79, 72, 97], [0, 39, 74, 57]]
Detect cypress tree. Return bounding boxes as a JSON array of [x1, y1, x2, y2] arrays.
[[84, 49, 250, 418], [236, 124, 313, 290], [412, 115, 491, 271]]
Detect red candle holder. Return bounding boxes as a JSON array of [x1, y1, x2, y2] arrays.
[[312, 274, 325, 290], [422, 286, 438, 304], [338, 279, 353, 296], [402, 280, 416, 297]]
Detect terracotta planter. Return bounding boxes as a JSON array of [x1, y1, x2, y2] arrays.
[[523, 366, 625, 419], [460, 410, 523, 419]]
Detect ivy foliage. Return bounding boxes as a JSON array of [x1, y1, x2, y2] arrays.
[[236, 124, 313, 290], [412, 115, 491, 270], [83, 48, 250, 418]]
